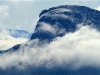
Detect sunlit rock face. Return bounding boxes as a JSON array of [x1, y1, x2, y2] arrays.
[[31, 5, 100, 41]]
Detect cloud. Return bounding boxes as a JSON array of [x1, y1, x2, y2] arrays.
[[0, 27, 28, 50], [0, 24, 100, 71], [37, 22, 66, 35], [37, 22, 57, 34], [95, 6, 100, 11], [0, 33, 28, 50], [0, 5, 9, 21], [0, 35, 28, 50]]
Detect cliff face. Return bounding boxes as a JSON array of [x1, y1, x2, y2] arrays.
[[31, 5, 100, 41]]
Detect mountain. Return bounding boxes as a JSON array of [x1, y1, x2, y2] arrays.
[[6, 29, 32, 39], [0, 27, 32, 39], [31, 5, 100, 41], [0, 27, 32, 50], [1, 5, 100, 75]]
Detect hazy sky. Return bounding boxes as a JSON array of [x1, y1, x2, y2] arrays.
[[0, 0, 100, 32]]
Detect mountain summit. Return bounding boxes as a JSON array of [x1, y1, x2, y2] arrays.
[[1, 5, 100, 75], [31, 5, 100, 41]]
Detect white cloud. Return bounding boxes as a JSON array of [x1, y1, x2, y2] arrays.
[[95, 6, 100, 11], [37, 22, 57, 34], [37, 22, 66, 34], [0, 24, 100, 71], [0, 33, 28, 50], [0, 5, 9, 21], [0, 26, 28, 50]]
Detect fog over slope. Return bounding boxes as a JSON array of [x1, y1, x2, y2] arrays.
[[0, 5, 100, 75]]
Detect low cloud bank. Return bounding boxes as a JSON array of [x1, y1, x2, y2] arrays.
[[0, 26, 29, 50], [0, 25, 100, 71], [0, 36, 28, 50]]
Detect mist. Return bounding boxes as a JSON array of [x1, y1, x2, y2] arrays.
[[0, 24, 100, 72]]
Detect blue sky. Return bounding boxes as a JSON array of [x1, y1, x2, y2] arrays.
[[0, 0, 100, 32]]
